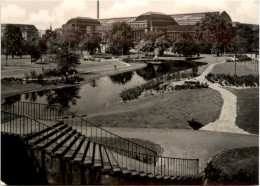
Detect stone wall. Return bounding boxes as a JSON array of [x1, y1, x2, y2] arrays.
[[1, 134, 122, 185]]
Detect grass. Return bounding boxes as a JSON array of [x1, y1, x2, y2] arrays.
[[90, 137, 162, 155], [211, 62, 259, 76], [223, 87, 259, 134], [87, 88, 223, 129], [208, 147, 258, 185]]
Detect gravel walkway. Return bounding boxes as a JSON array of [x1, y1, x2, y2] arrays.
[[198, 62, 250, 134], [167, 61, 251, 134]]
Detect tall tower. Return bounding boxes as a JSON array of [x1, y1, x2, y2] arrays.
[[97, 0, 99, 19]]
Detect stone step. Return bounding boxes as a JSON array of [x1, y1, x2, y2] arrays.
[[46, 129, 77, 153], [71, 136, 86, 160], [28, 124, 67, 145], [55, 133, 81, 157], [24, 121, 64, 141], [36, 127, 73, 150]]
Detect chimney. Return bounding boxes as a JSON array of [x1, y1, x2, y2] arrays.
[[97, 0, 99, 19]]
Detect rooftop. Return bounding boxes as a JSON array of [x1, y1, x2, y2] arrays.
[[66, 17, 101, 26]]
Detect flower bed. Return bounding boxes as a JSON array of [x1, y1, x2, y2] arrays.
[[206, 73, 259, 87], [120, 70, 208, 101], [23, 68, 84, 85]]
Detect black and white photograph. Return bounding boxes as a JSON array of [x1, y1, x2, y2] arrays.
[[1, 0, 259, 185]]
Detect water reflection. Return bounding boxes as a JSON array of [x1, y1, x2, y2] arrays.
[[109, 71, 134, 85], [3, 86, 81, 110], [136, 61, 201, 81], [3, 60, 205, 114], [44, 87, 81, 109], [2, 95, 21, 105]]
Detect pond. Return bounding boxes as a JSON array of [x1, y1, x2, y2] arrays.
[[3, 61, 205, 115]]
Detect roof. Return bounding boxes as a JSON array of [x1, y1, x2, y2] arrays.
[[140, 11, 167, 16], [135, 11, 178, 25], [98, 11, 223, 26], [1, 23, 38, 31], [66, 17, 101, 26], [167, 25, 195, 32], [99, 17, 136, 25], [170, 12, 219, 25]]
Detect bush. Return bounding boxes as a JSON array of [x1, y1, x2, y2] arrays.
[[24, 72, 30, 80], [30, 70, 37, 79], [121, 55, 135, 63], [204, 162, 225, 182], [206, 73, 258, 87], [188, 118, 203, 130]]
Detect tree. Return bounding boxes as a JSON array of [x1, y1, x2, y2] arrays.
[[154, 35, 171, 56], [56, 46, 80, 76], [136, 31, 165, 56], [2, 25, 23, 65], [24, 37, 41, 63], [172, 32, 199, 57], [54, 27, 84, 51], [42, 28, 59, 62], [81, 27, 101, 55], [194, 13, 235, 55], [136, 39, 154, 56], [37, 38, 47, 62], [105, 22, 133, 55]]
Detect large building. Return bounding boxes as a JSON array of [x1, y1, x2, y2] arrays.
[[62, 17, 101, 33], [64, 10, 259, 44], [1, 24, 39, 41], [99, 11, 233, 41], [169, 11, 232, 25]]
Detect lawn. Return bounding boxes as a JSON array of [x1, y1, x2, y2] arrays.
[[211, 62, 259, 76], [87, 88, 223, 129], [207, 147, 258, 185], [223, 87, 259, 134], [92, 137, 163, 157]]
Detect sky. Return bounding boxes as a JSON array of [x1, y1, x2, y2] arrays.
[[1, 0, 259, 30]]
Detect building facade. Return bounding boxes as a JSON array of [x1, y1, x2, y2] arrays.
[[62, 17, 101, 33], [1, 24, 39, 41], [98, 11, 233, 42], [63, 11, 248, 44]]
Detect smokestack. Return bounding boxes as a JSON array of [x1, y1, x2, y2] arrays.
[[97, 0, 99, 19]]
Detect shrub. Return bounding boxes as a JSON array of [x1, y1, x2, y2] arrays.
[[24, 72, 30, 80], [121, 55, 135, 63], [204, 162, 225, 182], [30, 70, 37, 79], [188, 118, 203, 130], [205, 73, 259, 87]]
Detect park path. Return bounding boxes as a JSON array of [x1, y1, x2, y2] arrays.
[[197, 62, 250, 134], [168, 61, 250, 134]]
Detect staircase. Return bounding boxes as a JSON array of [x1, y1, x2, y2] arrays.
[[1, 102, 201, 184]]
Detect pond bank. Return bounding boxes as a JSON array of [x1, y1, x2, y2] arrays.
[[1, 62, 146, 99]]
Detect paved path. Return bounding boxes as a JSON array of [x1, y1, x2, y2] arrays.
[[168, 62, 250, 134], [197, 62, 250, 134]]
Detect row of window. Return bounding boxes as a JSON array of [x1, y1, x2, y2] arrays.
[[131, 24, 147, 28]]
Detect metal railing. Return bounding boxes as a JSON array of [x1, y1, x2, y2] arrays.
[[1, 102, 157, 158], [1, 110, 199, 177]]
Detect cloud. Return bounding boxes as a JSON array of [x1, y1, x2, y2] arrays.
[[101, 0, 150, 18], [1, 4, 26, 23], [1, 0, 259, 30], [27, 10, 54, 30], [25, 0, 88, 30], [232, 1, 259, 23]]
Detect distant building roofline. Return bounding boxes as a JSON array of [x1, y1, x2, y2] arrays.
[[99, 16, 136, 21], [169, 11, 219, 16]]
